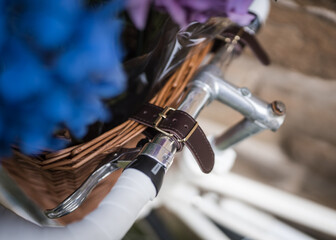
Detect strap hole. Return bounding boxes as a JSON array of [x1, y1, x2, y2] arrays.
[[172, 118, 177, 122], [153, 114, 158, 118], [143, 110, 148, 114], [184, 124, 188, 129]]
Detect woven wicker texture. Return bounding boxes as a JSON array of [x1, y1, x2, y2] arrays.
[[2, 42, 212, 225]]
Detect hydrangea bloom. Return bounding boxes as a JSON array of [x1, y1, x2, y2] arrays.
[[0, 0, 126, 156], [0, 0, 4, 48], [127, 0, 254, 29]]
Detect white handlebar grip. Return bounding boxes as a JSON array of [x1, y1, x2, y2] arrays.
[[0, 168, 156, 240], [249, 0, 270, 23]]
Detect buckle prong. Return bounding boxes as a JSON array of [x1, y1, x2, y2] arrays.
[[154, 107, 175, 137]]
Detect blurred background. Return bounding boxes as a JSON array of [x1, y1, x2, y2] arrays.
[[224, 0, 336, 210], [207, 0, 336, 209], [125, 0, 336, 239]]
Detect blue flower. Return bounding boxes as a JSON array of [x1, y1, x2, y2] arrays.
[[0, 39, 50, 102], [15, 0, 83, 49], [0, 0, 126, 157], [0, 0, 5, 48]]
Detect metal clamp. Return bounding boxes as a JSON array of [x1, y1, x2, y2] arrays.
[[153, 106, 198, 143]]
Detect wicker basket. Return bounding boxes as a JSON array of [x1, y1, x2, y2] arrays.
[[2, 42, 212, 225]]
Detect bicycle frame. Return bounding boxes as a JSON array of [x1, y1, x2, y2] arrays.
[[2, 1, 336, 239]]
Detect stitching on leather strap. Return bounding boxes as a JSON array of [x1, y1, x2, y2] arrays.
[[130, 103, 214, 173]]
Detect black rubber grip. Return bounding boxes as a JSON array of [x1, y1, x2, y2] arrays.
[[125, 155, 165, 196]]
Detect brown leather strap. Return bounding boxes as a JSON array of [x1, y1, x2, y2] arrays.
[[130, 103, 214, 173]]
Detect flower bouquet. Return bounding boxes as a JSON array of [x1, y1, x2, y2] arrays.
[[0, 0, 254, 224]]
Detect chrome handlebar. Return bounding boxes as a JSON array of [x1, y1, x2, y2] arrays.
[[45, 42, 286, 219]]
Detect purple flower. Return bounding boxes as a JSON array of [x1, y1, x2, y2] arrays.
[[127, 0, 255, 30], [127, 0, 152, 29]]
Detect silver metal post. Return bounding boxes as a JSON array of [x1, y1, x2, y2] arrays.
[[177, 63, 286, 151], [177, 80, 213, 118], [214, 118, 264, 150]]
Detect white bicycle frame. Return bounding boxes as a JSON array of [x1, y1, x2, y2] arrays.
[[1, 0, 336, 239]]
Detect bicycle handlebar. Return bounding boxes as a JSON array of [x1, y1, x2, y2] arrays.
[[0, 168, 156, 240], [1, 133, 177, 240], [0, 1, 272, 239]]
